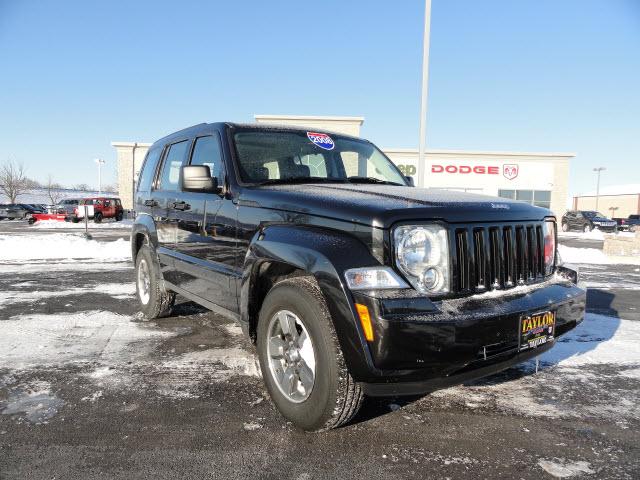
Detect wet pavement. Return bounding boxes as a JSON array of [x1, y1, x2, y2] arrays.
[[0, 221, 638, 479]]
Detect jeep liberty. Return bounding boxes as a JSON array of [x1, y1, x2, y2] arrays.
[[131, 123, 586, 431]]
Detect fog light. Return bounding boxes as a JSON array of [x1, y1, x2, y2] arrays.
[[420, 267, 440, 290]]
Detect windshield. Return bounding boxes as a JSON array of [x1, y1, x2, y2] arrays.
[[583, 211, 605, 218], [233, 129, 407, 186]]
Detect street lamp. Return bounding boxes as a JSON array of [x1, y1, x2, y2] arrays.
[[593, 167, 606, 212], [95, 158, 106, 195], [417, 0, 432, 188]]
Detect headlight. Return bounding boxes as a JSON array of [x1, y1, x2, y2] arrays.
[[394, 225, 450, 294], [543, 220, 556, 275]]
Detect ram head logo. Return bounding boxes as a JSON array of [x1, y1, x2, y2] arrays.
[[503, 164, 519, 180]]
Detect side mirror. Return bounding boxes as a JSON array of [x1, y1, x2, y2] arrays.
[[405, 176, 415, 187], [181, 165, 221, 194]]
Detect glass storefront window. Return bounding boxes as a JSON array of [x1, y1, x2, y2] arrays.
[[498, 189, 551, 209]]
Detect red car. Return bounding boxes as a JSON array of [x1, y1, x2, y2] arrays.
[[72, 197, 124, 223]]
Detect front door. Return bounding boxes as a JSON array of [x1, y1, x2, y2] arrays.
[[150, 139, 192, 285], [172, 133, 239, 314]]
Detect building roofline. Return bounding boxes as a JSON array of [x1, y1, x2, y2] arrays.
[[254, 114, 365, 124], [574, 193, 640, 198], [382, 148, 576, 158], [111, 142, 152, 148]]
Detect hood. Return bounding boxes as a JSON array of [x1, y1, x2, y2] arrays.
[[238, 183, 552, 228]]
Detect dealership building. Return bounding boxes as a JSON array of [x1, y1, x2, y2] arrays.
[[113, 115, 574, 216]]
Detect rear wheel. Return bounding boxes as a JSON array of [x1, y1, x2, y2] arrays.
[[135, 245, 175, 319], [115, 212, 123, 221], [94, 212, 103, 223], [256, 277, 364, 431]]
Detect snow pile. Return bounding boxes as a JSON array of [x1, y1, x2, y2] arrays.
[[558, 245, 611, 264], [0, 234, 130, 261], [33, 219, 132, 229]]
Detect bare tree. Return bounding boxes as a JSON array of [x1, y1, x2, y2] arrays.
[[73, 183, 90, 191], [46, 175, 63, 205], [0, 160, 28, 204]]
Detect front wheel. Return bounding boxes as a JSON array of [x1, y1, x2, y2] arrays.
[[257, 277, 364, 431], [583, 224, 591, 233], [135, 245, 175, 319], [561, 222, 569, 232]]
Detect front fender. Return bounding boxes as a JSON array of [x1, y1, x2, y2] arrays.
[[241, 224, 381, 381]]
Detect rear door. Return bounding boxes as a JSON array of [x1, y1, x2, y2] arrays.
[[172, 133, 238, 313], [150, 139, 192, 284]]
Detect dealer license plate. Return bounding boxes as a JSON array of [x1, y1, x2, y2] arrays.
[[519, 310, 556, 352]]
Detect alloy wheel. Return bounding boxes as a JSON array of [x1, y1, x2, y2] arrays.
[[137, 258, 151, 305], [266, 309, 316, 403]]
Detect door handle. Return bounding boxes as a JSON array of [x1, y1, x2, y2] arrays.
[[143, 199, 157, 207], [171, 201, 191, 211]]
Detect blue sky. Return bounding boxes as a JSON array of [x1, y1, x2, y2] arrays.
[[0, 0, 638, 196]]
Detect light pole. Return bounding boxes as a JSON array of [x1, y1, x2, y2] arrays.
[[417, 0, 432, 188], [593, 167, 605, 212], [95, 158, 106, 195]]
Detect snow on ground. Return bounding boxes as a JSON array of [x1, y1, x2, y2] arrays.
[[558, 245, 612, 264], [33, 219, 132, 229], [558, 229, 606, 240], [0, 233, 130, 261], [558, 244, 640, 265], [0, 311, 172, 370], [0, 282, 135, 306], [0, 260, 131, 274]]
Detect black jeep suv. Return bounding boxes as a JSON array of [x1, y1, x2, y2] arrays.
[[131, 123, 585, 431]]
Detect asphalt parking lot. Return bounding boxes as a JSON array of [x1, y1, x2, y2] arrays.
[[1, 220, 639, 479]]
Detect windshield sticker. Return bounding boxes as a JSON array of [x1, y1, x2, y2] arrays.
[[307, 132, 335, 150]]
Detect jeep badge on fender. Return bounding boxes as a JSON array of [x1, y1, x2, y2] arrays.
[[130, 122, 586, 431]]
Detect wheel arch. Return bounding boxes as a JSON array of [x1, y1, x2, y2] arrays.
[[240, 224, 382, 381]]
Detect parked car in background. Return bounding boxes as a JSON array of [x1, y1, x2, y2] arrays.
[[55, 199, 81, 215], [561, 210, 617, 233], [614, 214, 640, 232], [71, 197, 124, 223], [0, 204, 32, 220]]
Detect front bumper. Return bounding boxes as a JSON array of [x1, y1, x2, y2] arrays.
[[351, 278, 586, 396]]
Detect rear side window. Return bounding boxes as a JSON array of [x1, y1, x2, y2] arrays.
[[138, 147, 162, 192], [189, 135, 223, 179], [158, 141, 190, 191]]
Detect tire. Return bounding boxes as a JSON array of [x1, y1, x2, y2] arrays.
[[583, 224, 591, 233], [561, 222, 568, 232], [115, 213, 123, 222], [7, 217, 14, 221], [28, 217, 35, 225], [94, 212, 103, 224], [256, 277, 364, 431], [135, 245, 175, 319]]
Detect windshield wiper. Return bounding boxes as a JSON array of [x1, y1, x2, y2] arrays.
[[257, 177, 347, 186], [347, 176, 403, 186]]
